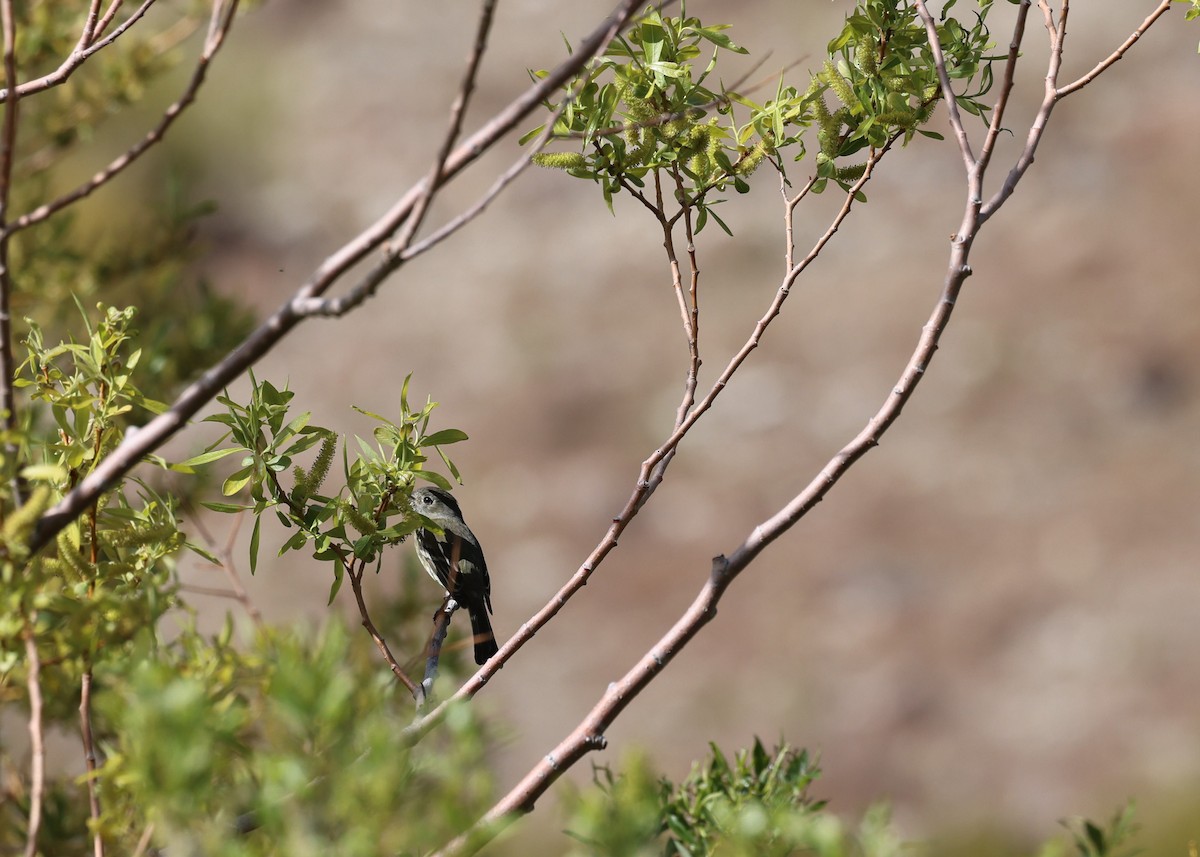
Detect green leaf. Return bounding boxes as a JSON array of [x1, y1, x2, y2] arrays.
[[199, 501, 251, 513], [519, 123, 547, 146], [177, 446, 244, 467], [420, 428, 468, 447], [222, 466, 254, 496], [249, 516, 261, 575], [327, 562, 344, 604]]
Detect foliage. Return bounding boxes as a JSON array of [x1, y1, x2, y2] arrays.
[[187, 371, 468, 603], [527, 0, 997, 221], [95, 621, 497, 856], [564, 741, 900, 857]]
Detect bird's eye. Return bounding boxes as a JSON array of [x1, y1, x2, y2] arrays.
[[421, 495, 433, 505]]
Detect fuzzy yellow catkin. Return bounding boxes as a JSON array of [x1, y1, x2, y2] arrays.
[[304, 435, 336, 496], [1, 485, 52, 556], [823, 59, 857, 110], [57, 531, 91, 579], [105, 522, 178, 548], [876, 110, 917, 130], [855, 38, 878, 76], [735, 139, 772, 177], [343, 502, 378, 536], [531, 152, 589, 171]]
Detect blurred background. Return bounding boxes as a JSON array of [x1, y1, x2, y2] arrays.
[[74, 0, 1200, 849]]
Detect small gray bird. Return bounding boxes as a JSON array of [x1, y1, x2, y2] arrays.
[[409, 487, 498, 665]]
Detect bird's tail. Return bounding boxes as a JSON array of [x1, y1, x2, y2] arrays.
[[468, 606, 498, 665]]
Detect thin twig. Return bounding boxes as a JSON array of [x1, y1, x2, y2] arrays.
[[130, 822, 155, 857], [186, 507, 264, 628], [0, 0, 159, 103], [264, 469, 420, 695], [80, 669, 104, 857], [23, 631, 44, 857], [0, 0, 19, 504], [976, 1, 1032, 175], [419, 599, 457, 706], [9, 0, 236, 234], [408, 144, 893, 740], [390, 0, 498, 258], [1056, 0, 1172, 97], [30, 0, 661, 556], [913, 0, 976, 170], [94, 0, 129, 45]]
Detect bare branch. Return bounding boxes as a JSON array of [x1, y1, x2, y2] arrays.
[[977, 1, 1032, 174], [0, 0, 19, 503], [23, 631, 44, 857], [0, 0, 160, 103], [419, 598, 458, 707], [29, 0, 659, 555], [9, 0, 236, 234], [391, 0, 499, 256], [1056, 0, 1173, 97], [184, 509, 265, 628], [913, 0, 976, 170], [80, 669, 104, 857]]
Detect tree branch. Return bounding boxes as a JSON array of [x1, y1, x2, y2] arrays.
[[0, 0, 19, 503], [22, 630, 44, 857], [0, 0, 159, 103], [29, 0, 660, 557], [80, 669, 104, 857], [8, 0, 237, 234], [1056, 0, 1173, 97]]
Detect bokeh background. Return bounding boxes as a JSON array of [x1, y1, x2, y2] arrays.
[[84, 0, 1200, 849]]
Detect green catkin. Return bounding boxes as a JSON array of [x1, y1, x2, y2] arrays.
[[1, 486, 52, 556], [834, 162, 867, 182], [684, 124, 715, 181], [914, 85, 941, 124], [343, 502, 378, 536], [303, 434, 336, 498], [291, 465, 309, 505], [735, 139, 772, 177], [532, 152, 589, 171], [823, 59, 857, 110], [877, 110, 918, 130], [105, 522, 178, 549], [855, 38, 878, 77], [57, 530, 91, 579]]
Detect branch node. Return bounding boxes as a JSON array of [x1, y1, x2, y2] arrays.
[[545, 753, 559, 772]]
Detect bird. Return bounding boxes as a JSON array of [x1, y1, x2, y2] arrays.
[[409, 486, 498, 665]]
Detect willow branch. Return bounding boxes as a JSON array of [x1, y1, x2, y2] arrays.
[[1056, 0, 1172, 97], [0, 0, 158, 103], [80, 669, 104, 857], [29, 0, 658, 556], [23, 631, 44, 857], [9, 0, 237, 234]]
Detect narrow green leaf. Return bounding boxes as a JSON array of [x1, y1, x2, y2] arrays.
[[420, 428, 469, 447], [177, 446, 244, 467], [249, 516, 261, 575], [199, 501, 251, 513]]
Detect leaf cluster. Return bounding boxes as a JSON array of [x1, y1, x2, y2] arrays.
[[85, 620, 497, 856], [564, 740, 902, 857], [190, 372, 468, 603], [527, 0, 999, 216], [0, 306, 186, 717]]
